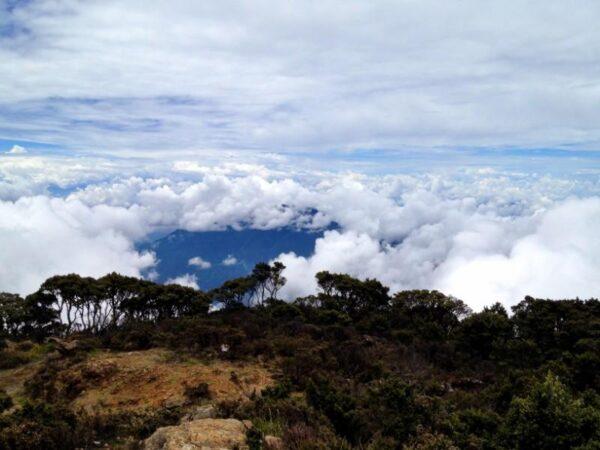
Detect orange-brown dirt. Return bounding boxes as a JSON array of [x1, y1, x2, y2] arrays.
[[70, 349, 273, 413]]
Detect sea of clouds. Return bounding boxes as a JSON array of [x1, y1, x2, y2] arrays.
[[1, 154, 599, 310]]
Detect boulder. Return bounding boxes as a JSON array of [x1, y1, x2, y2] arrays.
[[144, 418, 251, 450], [46, 337, 81, 356]]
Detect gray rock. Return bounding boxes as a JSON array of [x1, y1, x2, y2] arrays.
[[180, 404, 217, 423]]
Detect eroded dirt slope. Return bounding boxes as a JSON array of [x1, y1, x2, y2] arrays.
[[71, 348, 273, 412]]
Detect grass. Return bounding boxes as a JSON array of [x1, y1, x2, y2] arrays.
[[252, 417, 285, 437]]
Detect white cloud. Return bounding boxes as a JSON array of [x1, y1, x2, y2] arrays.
[[222, 255, 238, 266], [434, 198, 600, 309], [5, 145, 27, 155], [166, 273, 199, 289], [0, 155, 148, 201], [276, 198, 600, 310], [1, 1, 600, 153], [0, 196, 155, 295], [188, 256, 211, 269]]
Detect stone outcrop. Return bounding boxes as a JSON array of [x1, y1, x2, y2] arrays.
[[46, 337, 82, 356], [144, 418, 251, 450]]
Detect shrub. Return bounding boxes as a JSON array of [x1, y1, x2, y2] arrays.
[[0, 401, 88, 450], [501, 373, 600, 449], [246, 427, 263, 450], [0, 349, 29, 370], [183, 381, 210, 402]]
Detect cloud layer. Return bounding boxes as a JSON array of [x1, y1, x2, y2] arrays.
[[0, 157, 598, 310], [2, 0, 600, 153], [278, 198, 600, 310]]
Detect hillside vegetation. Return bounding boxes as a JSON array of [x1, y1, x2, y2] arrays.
[[0, 263, 599, 449]]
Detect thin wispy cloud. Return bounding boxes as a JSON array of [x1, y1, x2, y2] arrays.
[[5, 144, 26, 154]]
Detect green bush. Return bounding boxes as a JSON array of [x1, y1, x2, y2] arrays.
[[501, 373, 600, 449]]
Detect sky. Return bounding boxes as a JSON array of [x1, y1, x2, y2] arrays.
[[1, 0, 600, 309]]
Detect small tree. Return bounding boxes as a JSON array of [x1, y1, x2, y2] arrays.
[[456, 302, 512, 359], [252, 261, 287, 305], [0, 293, 27, 337], [211, 276, 257, 308], [315, 271, 389, 318], [391, 290, 471, 340]]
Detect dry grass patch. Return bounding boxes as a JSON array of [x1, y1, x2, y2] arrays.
[[71, 348, 273, 413]]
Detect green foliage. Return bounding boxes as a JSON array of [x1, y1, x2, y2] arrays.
[[392, 290, 471, 341], [315, 271, 390, 318], [0, 291, 59, 341], [448, 408, 501, 449], [501, 373, 600, 449], [364, 377, 425, 443], [0, 401, 86, 450], [246, 426, 264, 450], [306, 377, 361, 442], [456, 303, 512, 359], [1, 270, 599, 449], [262, 380, 293, 400], [211, 262, 288, 308]]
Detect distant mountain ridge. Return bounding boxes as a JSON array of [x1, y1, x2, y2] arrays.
[[140, 227, 325, 290]]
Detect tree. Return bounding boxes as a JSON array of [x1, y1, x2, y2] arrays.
[[391, 290, 471, 340], [211, 276, 257, 308], [315, 271, 390, 318], [511, 296, 600, 358], [153, 283, 211, 318], [252, 262, 286, 304], [306, 376, 361, 442], [39, 274, 101, 334], [0, 293, 27, 337], [0, 292, 58, 340], [22, 291, 61, 340], [97, 272, 144, 328], [456, 302, 512, 359], [211, 262, 287, 308]]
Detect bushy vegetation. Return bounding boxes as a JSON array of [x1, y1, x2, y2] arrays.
[[1, 264, 599, 449]]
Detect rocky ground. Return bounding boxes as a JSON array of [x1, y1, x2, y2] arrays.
[[70, 348, 273, 413], [0, 342, 280, 449]]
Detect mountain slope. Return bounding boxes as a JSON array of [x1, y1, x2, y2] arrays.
[[142, 228, 323, 290]]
